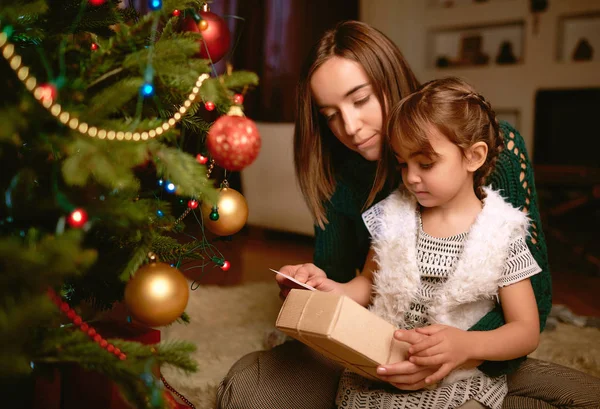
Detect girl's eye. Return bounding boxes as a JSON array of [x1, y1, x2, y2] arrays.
[[354, 96, 370, 107], [420, 163, 434, 170]]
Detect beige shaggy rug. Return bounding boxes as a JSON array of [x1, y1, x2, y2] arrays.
[[161, 282, 600, 409]]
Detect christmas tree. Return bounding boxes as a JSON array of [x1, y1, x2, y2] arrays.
[[0, 0, 259, 407]]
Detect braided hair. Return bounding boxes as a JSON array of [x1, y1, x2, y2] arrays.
[[386, 77, 503, 200]]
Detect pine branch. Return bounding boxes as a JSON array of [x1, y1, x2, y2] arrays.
[[86, 77, 145, 118], [222, 71, 260, 90], [61, 138, 147, 191], [0, 230, 97, 295], [150, 143, 218, 201], [0, 0, 48, 21], [151, 235, 206, 262], [119, 242, 151, 281]]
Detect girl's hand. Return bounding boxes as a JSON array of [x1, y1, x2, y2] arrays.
[[406, 324, 473, 385], [376, 329, 441, 390], [276, 263, 341, 299]]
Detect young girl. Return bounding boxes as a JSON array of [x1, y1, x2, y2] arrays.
[[283, 77, 542, 409]]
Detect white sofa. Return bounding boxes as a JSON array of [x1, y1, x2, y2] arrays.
[[240, 122, 315, 236]]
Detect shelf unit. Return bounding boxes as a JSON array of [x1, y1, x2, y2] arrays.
[[361, 0, 600, 155]]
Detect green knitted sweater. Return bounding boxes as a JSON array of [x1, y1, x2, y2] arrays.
[[313, 121, 552, 377]]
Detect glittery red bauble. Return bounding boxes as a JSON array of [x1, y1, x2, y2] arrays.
[[206, 115, 261, 171], [181, 11, 231, 63]]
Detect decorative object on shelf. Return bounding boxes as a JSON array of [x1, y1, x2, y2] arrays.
[[459, 34, 489, 66], [530, 0, 548, 35], [496, 41, 518, 64], [180, 3, 231, 63], [436, 56, 451, 68], [573, 38, 593, 62], [124, 253, 190, 327], [206, 106, 261, 171], [201, 185, 248, 236]]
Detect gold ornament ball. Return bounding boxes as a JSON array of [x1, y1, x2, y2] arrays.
[[124, 262, 189, 327], [201, 187, 249, 236]]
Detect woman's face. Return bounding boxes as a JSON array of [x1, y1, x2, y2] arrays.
[[310, 56, 383, 161]]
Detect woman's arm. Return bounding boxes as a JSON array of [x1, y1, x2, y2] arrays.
[[313, 184, 373, 284], [471, 122, 552, 376]]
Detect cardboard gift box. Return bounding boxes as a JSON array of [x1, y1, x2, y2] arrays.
[[276, 289, 410, 381]]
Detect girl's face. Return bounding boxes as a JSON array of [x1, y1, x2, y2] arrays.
[[392, 125, 475, 208], [310, 56, 383, 161]]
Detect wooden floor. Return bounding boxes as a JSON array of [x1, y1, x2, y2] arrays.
[[183, 225, 600, 318]]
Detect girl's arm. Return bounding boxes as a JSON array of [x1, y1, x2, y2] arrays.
[[407, 279, 539, 384], [471, 122, 551, 376], [466, 279, 540, 361]]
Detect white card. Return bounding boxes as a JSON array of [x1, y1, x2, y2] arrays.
[[269, 268, 316, 291]]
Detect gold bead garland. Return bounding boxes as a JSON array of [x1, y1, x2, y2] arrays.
[[173, 159, 215, 226], [0, 29, 209, 142]]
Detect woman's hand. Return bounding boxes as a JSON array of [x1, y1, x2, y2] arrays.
[[276, 263, 341, 299], [376, 329, 441, 390], [405, 324, 474, 385]]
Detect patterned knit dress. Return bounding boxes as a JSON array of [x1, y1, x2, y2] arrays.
[[335, 205, 541, 409]]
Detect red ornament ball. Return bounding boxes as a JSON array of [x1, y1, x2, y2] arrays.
[[180, 10, 231, 63], [188, 199, 199, 209], [91, 43, 99, 51], [88, 0, 106, 6], [67, 209, 88, 228], [206, 114, 261, 171], [172, 9, 181, 17], [196, 154, 209, 164], [233, 93, 244, 105], [221, 260, 231, 271], [204, 101, 215, 111]]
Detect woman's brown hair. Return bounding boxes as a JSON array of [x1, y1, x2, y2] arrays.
[[294, 20, 420, 227], [385, 77, 503, 200]]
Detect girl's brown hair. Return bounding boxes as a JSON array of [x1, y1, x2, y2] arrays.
[[385, 77, 503, 200], [294, 20, 420, 227]]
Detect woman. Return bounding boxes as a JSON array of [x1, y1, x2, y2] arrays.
[[217, 20, 600, 409]]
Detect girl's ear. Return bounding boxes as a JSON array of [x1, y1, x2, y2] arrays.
[[465, 142, 488, 172]]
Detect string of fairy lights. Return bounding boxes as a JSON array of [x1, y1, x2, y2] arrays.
[[0, 29, 210, 141]]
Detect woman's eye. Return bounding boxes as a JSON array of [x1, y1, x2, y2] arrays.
[[324, 112, 337, 122], [420, 163, 434, 170], [354, 96, 370, 107]]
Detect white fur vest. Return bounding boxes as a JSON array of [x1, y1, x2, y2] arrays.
[[364, 187, 529, 383], [367, 186, 529, 330]]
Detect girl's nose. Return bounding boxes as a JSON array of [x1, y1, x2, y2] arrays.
[[404, 166, 420, 184]]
